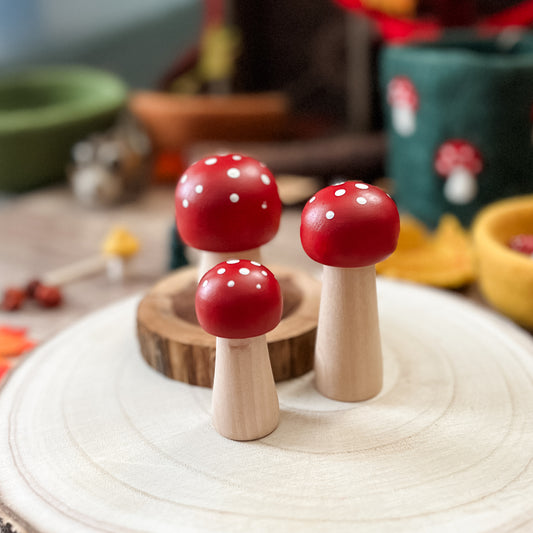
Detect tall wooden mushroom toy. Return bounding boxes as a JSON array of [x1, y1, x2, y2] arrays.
[[195, 259, 283, 441], [435, 139, 483, 205], [175, 154, 282, 280], [387, 76, 419, 137], [300, 182, 400, 402]]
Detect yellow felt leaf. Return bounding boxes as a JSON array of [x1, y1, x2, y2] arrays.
[[377, 214, 476, 288]]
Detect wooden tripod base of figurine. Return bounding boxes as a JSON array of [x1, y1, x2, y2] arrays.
[[136, 265, 320, 388]]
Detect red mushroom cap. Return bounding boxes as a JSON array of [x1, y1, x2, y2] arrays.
[[175, 154, 282, 252], [300, 182, 400, 268], [195, 260, 283, 339], [435, 139, 483, 176], [387, 76, 418, 109]]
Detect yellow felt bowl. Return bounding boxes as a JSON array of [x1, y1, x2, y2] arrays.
[[473, 195, 533, 329]]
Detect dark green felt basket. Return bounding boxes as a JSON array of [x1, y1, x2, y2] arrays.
[[381, 33, 533, 227]]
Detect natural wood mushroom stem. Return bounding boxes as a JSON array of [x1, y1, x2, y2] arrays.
[[196, 248, 262, 281], [212, 335, 279, 441], [315, 265, 382, 402]]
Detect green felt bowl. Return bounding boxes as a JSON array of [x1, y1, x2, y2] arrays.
[[0, 67, 127, 192]]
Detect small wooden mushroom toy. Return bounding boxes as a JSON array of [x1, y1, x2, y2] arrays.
[[300, 182, 400, 402], [195, 259, 282, 441], [175, 154, 282, 279]]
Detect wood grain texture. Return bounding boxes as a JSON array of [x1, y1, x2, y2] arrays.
[[315, 265, 382, 401], [212, 336, 279, 441], [136, 265, 320, 387], [1, 279, 533, 532]]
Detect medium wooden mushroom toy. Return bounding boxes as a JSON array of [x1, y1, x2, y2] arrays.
[[300, 181, 400, 402], [175, 154, 282, 279], [435, 139, 483, 205], [195, 259, 282, 441]]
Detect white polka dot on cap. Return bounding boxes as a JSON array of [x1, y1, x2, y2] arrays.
[[227, 168, 240, 178], [205, 157, 217, 165], [230, 193, 240, 203], [326, 210, 335, 219]]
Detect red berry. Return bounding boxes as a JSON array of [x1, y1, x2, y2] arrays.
[[509, 234, 533, 256], [26, 279, 43, 298], [34, 285, 63, 308], [1, 288, 26, 311]]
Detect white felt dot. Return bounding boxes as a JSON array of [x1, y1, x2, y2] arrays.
[[217, 268, 226, 274], [261, 201, 267, 210], [261, 270, 268, 277], [227, 168, 240, 178], [256, 284, 262, 290], [180, 174, 187, 183], [182, 199, 189, 208], [309, 196, 316, 203], [261, 174, 271, 185], [251, 261, 261, 266], [202, 280, 208, 288], [355, 183, 369, 190], [239, 268, 251, 275], [195, 184, 203, 194], [357, 197, 367, 205], [227, 280, 235, 287], [230, 193, 240, 203], [335, 189, 346, 197], [205, 157, 217, 165], [227, 259, 240, 264], [326, 210, 335, 219], [232, 155, 242, 161]]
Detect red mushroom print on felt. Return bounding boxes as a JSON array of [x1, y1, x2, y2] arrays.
[[435, 139, 483, 205], [195, 260, 282, 441], [387, 76, 419, 136], [301, 182, 400, 402], [175, 154, 282, 280]]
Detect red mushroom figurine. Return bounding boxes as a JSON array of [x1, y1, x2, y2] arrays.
[[387, 76, 418, 137], [300, 181, 400, 402], [435, 139, 483, 205], [195, 259, 283, 441], [175, 154, 282, 279]]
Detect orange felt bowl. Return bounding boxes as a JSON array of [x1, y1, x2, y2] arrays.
[[473, 195, 533, 329], [129, 91, 289, 151]]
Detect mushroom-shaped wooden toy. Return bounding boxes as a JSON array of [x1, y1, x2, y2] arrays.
[[175, 154, 282, 279], [195, 259, 282, 441], [435, 139, 483, 205], [387, 76, 418, 137], [300, 182, 400, 402]]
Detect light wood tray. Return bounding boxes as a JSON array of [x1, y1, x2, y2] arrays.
[[136, 265, 320, 387], [1, 279, 533, 532]]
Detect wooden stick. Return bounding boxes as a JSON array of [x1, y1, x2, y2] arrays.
[[42, 256, 107, 286], [211, 335, 279, 441], [314, 265, 383, 402], [196, 247, 262, 281]]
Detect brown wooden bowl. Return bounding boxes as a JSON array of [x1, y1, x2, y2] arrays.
[[136, 265, 320, 387], [129, 91, 289, 152]]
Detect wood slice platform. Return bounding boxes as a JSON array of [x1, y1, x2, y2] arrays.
[[1, 279, 533, 532], [136, 265, 320, 387]]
